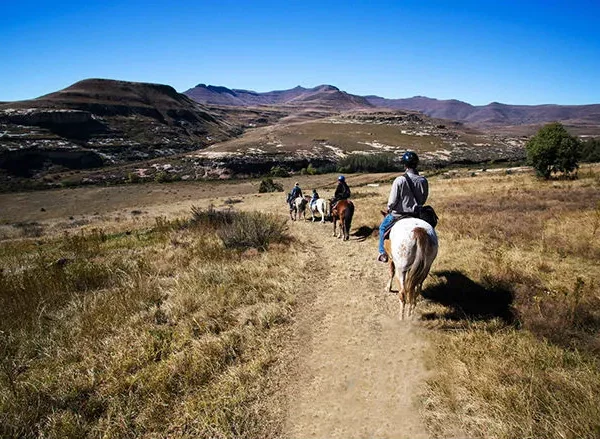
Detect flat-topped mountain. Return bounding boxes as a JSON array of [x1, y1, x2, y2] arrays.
[[0, 79, 242, 180]]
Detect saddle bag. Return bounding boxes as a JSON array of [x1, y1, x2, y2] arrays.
[[403, 173, 439, 228], [414, 205, 439, 229]]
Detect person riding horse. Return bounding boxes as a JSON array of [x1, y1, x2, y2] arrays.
[[331, 175, 351, 209], [287, 182, 303, 212], [310, 189, 319, 210], [377, 151, 429, 263]]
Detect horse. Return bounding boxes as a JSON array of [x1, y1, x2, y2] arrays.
[[290, 197, 307, 221], [384, 216, 438, 319], [307, 198, 330, 223], [331, 199, 354, 240]]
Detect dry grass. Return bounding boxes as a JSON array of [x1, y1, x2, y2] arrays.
[[408, 165, 600, 439], [0, 164, 599, 438], [0, 208, 299, 438]]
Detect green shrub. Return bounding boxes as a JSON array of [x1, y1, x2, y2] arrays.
[[154, 171, 171, 183], [127, 172, 141, 184], [268, 166, 289, 178], [580, 137, 600, 163], [526, 122, 581, 179], [258, 177, 283, 193], [337, 153, 400, 173]]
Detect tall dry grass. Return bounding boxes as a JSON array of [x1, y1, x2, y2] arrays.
[[406, 167, 600, 439], [0, 207, 297, 438]]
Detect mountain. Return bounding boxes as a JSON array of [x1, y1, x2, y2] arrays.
[[365, 95, 600, 128], [186, 83, 600, 129], [0, 79, 238, 177], [184, 84, 373, 110]]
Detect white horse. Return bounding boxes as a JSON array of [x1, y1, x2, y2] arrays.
[[290, 197, 307, 221], [308, 198, 330, 223], [384, 217, 438, 319]]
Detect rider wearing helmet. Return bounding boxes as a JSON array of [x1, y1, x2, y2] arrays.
[[332, 175, 351, 207], [377, 151, 429, 263], [287, 182, 303, 211]]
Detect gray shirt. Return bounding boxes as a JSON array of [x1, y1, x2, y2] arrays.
[[387, 169, 428, 215]]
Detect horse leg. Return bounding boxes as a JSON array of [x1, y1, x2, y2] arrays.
[[386, 260, 396, 292], [332, 218, 337, 237], [398, 269, 407, 320]]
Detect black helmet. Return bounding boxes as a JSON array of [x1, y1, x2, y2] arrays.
[[401, 151, 419, 168]]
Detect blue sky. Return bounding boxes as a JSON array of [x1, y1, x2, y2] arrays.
[[2, 0, 599, 105]]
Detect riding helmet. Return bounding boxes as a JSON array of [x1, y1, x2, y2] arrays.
[[338, 175, 345, 181], [400, 151, 419, 168]]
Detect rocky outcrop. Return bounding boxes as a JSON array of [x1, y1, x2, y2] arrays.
[[0, 79, 239, 175]]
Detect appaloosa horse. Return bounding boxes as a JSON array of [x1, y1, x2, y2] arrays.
[[331, 199, 354, 240], [290, 197, 308, 221], [383, 216, 438, 319]]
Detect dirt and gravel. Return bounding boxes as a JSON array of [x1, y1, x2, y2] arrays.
[[282, 219, 431, 439]]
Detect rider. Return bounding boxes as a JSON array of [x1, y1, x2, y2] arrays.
[[377, 151, 429, 263], [310, 188, 319, 209], [287, 182, 303, 211], [331, 175, 351, 208]]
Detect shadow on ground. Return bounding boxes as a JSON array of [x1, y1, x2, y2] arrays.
[[351, 225, 377, 241], [421, 270, 516, 324]]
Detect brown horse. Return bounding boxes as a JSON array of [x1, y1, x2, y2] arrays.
[[331, 199, 354, 240]]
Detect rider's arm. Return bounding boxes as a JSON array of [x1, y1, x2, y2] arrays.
[[387, 177, 402, 211]]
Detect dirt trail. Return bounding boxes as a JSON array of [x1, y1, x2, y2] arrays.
[[285, 220, 431, 439]]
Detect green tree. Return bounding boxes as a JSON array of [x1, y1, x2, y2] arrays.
[[526, 122, 581, 179]]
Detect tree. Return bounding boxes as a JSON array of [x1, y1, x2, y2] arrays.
[[526, 122, 581, 179]]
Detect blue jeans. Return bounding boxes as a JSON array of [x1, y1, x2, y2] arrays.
[[379, 214, 396, 254]]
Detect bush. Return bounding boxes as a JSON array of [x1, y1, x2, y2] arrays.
[[526, 122, 581, 179], [580, 137, 600, 163], [217, 211, 288, 251], [127, 172, 141, 184], [268, 166, 289, 178], [154, 171, 171, 183], [337, 153, 401, 173], [259, 177, 283, 193], [190, 205, 236, 229]]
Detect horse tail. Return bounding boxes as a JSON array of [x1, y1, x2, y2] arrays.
[[344, 201, 355, 236], [404, 227, 435, 300], [324, 199, 331, 218]]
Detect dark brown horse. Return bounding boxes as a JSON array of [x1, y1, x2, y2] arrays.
[[331, 199, 354, 241]]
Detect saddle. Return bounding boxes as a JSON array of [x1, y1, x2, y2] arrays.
[[382, 214, 414, 240]]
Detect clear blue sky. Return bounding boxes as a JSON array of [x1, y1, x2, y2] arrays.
[[2, 0, 599, 105]]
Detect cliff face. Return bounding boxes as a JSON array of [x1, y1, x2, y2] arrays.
[[0, 79, 239, 177]]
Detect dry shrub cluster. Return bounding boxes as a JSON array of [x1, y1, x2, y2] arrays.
[[417, 167, 600, 438], [0, 208, 296, 438]]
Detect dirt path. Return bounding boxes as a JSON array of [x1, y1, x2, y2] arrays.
[[284, 219, 431, 439]]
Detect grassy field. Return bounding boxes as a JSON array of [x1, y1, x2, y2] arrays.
[[0, 164, 599, 438]]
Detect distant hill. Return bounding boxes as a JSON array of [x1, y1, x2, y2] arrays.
[[184, 84, 373, 110], [365, 95, 600, 128], [186, 83, 600, 129]]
